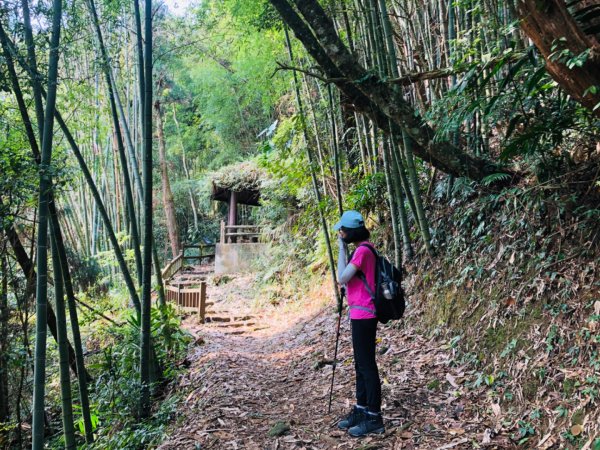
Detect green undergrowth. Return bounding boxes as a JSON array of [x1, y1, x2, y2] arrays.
[[46, 301, 191, 450], [404, 172, 600, 448]]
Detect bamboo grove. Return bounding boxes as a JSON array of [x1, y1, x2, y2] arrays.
[[1, 0, 162, 446], [269, 0, 599, 265], [0, 0, 599, 447]]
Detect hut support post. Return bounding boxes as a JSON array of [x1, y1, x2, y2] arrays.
[[228, 191, 237, 243]]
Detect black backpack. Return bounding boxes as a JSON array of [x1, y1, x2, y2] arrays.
[[353, 244, 406, 324]]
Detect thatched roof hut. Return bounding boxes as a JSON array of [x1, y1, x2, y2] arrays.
[[210, 161, 263, 206], [209, 161, 264, 226]]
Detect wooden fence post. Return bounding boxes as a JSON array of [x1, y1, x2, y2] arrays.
[[198, 281, 206, 323], [177, 283, 181, 314]]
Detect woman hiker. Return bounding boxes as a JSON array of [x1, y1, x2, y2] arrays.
[[334, 210, 385, 437]]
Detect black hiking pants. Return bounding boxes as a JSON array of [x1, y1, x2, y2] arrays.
[[351, 318, 381, 412]]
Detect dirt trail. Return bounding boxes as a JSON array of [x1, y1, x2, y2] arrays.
[[158, 274, 513, 449]]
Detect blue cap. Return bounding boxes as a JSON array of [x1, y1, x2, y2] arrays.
[[333, 210, 365, 230]]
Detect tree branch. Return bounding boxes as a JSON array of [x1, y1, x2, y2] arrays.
[[388, 53, 525, 86], [273, 61, 330, 82]]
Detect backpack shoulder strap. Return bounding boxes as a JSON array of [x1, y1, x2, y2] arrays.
[[356, 271, 375, 300], [362, 243, 404, 283]]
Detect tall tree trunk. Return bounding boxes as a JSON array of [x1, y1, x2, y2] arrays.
[[112, 68, 144, 205], [12, 265, 31, 450], [402, 134, 433, 254], [172, 105, 199, 232], [446, 0, 457, 197], [155, 99, 181, 258], [381, 137, 401, 264], [517, 0, 600, 117], [20, 0, 44, 138], [32, 0, 63, 445], [270, 0, 514, 181], [87, 0, 144, 285], [134, 0, 146, 142], [391, 140, 418, 229], [140, 0, 154, 418], [303, 73, 329, 193], [328, 85, 344, 215]]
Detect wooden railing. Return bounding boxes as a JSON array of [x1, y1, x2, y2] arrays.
[[161, 243, 216, 281], [220, 221, 262, 244], [182, 243, 216, 264], [161, 243, 214, 323], [165, 281, 208, 322], [161, 253, 183, 281]]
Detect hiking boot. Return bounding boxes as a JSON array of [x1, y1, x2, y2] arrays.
[[348, 411, 385, 437], [337, 405, 366, 430]]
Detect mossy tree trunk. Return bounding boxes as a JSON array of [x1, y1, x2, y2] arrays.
[[270, 0, 514, 181]]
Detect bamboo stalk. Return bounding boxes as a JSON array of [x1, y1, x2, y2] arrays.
[[87, 0, 144, 285], [139, 0, 155, 418], [32, 0, 63, 445], [284, 25, 342, 313], [50, 237, 76, 449]]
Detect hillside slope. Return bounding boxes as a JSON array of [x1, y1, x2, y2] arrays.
[[160, 174, 599, 449]]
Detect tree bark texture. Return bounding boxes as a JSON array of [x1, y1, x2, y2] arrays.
[[0, 254, 9, 423], [140, 0, 154, 418], [517, 0, 600, 116], [270, 0, 513, 181], [155, 100, 181, 258]]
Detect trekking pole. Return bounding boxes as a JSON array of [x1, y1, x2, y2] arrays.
[[284, 26, 345, 414], [328, 286, 344, 414]]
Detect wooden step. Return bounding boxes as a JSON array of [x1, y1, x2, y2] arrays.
[[218, 322, 256, 328], [222, 330, 246, 335], [205, 316, 231, 323], [234, 315, 253, 321]]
